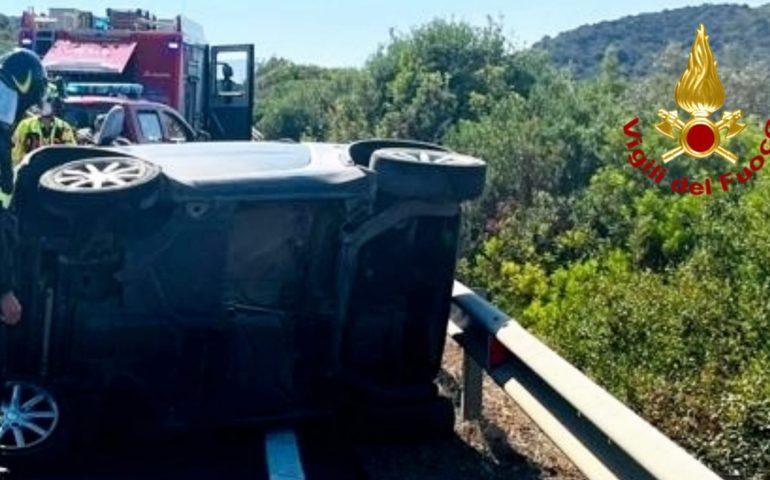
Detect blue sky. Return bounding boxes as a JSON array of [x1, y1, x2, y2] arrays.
[[6, 1, 768, 66]]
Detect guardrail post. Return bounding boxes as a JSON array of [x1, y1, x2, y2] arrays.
[[461, 347, 483, 421], [459, 287, 488, 421]]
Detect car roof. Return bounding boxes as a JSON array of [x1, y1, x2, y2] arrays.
[[114, 141, 375, 201]]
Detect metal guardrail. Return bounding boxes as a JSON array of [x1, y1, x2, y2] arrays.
[[448, 281, 724, 480]]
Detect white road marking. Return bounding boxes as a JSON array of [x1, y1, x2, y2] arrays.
[[265, 429, 305, 480]]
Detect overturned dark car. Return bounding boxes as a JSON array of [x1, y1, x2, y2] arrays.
[[0, 130, 485, 464]]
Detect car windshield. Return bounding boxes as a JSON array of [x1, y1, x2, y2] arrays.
[[60, 102, 117, 130]]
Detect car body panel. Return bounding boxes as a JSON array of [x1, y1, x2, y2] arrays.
[[114, 142, 375, 200]]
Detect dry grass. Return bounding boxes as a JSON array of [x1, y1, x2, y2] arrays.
[[357, 341, 586, 480]]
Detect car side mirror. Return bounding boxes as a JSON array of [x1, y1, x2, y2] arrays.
[[95, 106, 125, 146]]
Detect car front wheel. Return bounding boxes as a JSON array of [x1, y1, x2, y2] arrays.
[[0, 381, 68, 470]]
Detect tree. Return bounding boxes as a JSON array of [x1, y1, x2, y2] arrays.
[[0, 14, 18, 53], [254, 58, 370, 140], [366, 18, 521, 141]]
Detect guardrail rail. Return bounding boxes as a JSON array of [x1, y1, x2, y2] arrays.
[[448, 281, 723, 480]]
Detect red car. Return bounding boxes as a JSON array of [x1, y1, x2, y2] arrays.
[[60, 96, 203, 144]]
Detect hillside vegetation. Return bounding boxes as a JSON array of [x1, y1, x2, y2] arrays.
[[535, 3, 770, 77], [0, 14, 17, 53]]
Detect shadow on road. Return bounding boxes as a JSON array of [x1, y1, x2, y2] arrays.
[[5, 428, 267, 480]]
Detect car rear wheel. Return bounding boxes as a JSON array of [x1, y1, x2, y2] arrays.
[[348, 139, 448, 167], [370, 147, 486, 201], [38, 157, 162, 215]]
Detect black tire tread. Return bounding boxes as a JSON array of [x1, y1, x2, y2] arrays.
[[370, 147, 486, 201]]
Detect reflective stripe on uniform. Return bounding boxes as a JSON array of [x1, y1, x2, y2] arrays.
[[0, 191, 10, 209]]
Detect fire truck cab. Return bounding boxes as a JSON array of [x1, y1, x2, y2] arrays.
[[19, 7, 254, 141]]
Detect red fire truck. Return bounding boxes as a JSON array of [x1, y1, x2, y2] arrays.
[[18, 7, 254, 141]]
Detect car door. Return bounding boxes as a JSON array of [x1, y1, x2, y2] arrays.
[[206, 44, 254, 140]]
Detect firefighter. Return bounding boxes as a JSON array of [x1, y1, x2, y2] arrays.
[[0, 48, 47, 326], [11, 81, 76, 165], [218, 63, 243, 94]]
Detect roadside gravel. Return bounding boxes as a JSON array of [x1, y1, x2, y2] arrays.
[[357, 341, 586, 480]]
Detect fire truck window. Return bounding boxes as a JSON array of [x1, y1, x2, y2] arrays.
[[138, 111, 163, 142], [162, 112, 192, 143], [215, 52, 247, 99]]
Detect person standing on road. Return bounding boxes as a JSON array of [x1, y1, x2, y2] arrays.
[[0, 48, 47, 326]]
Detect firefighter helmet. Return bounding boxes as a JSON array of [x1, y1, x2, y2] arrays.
[[0, 48, 47, 118]]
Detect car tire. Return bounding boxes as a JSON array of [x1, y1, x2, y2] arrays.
[[0, 380, 71, 473], [370, 147, 486, 201], [38, 156, 162, 216], [348, 138, 449, 167]]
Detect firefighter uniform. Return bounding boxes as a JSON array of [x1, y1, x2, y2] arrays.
[[0, 48, 47, 325], [11, 114, 76, 165]]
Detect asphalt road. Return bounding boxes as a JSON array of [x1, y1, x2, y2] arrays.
[[4, 426, 366, 480]]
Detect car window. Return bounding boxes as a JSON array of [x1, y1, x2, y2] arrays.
[[137, 111, 163, 142], [60, 103, 114, 130], [161, 111, 192, 143]]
